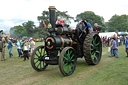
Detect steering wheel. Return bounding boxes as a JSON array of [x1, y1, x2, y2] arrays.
[[76, 22, 88, 43]]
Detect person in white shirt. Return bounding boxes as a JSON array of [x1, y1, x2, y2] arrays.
[[22, 40, 29, 61], [30, 39, 35, 54]]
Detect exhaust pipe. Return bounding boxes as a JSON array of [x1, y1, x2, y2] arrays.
[[48, 6, 56, 31]]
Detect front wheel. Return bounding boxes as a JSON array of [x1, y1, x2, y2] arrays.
[[59, 47, 77, 76], [31, 45, 48, 71]]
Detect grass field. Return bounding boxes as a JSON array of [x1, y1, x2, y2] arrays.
[[0, 42, 128, 85]]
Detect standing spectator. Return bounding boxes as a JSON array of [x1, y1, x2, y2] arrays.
[[22, 40, 29, 61], [93, 23, 101, 34], [109, 38, 119, 58], [1, 38, 6, 61], [30, 38, 35, 54], [107, 37, 110, 47], [105, 36, 107, 47], [125, 36, 128, 57], [15, 39, 22, 57], [101, 36, 103, 44], [115, 36, 118, 46], [118, 37, 120, 46], [120, 36, 123, 46], [7, 38, 13, 58], [103, 37, 106, 47]]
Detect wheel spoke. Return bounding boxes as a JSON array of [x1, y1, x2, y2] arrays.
[[70, 54, 74, 60], [91, 49, 93, 51], [94, 54, 98, 62], [35, 53, 39, 57], [34, 58, 40, 59], [64, 67, 67, 73], [63, 63, 68, 67], [91, 52, 94, 55], [96, 51, 100, 53], [95, 43, 99, 46], [37, 49, 42, 56], [91, 44, 94, 47], [69, 51, 72, 57], [67, 66, 70, 73], [71, 63, 74, 67], [37, 62, 40, 68], [68, 50, 70, 59], [92, 55, 95, 62], [68, 65, 71, 71], [94, 36, 97, 43], [34, 60, 39, 64], [64, 56, 68, 60], [93, 41, 95, 45], [71, 59, 75, 62], [93, 38, 95, 45], [65, 53, 68, 59]]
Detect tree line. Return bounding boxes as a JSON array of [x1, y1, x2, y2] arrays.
[[10, 10, 128, 38]]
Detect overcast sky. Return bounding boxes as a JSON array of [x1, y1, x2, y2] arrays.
[[0, 0, 128, 33]]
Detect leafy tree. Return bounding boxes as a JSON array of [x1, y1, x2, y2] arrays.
[[107, 14, 128, 32], [76, 11, 106, 32], [22, 21, 35, 37], [10, 25, 27, 38]]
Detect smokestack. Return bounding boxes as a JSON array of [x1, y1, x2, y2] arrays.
[[48, 6, 56, 31]]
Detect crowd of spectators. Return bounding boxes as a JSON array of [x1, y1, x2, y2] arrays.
[[1, 38, 35, 61], [101, 35, 128, 58], [101, 35, 125, 47]]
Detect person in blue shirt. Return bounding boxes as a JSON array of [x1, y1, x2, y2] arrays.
[[15, 39, 22, 57], [109, 38, 119, 58], [125, 36, 128, 57], [7, 39, 13, 58], [82, 19, 93, 34], [115, 36, 118, 46]]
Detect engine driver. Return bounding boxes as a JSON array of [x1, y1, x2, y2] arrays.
[[82, 19, 93, 34]]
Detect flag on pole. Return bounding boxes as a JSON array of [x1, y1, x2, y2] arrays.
[[43, 20, 46, 29]]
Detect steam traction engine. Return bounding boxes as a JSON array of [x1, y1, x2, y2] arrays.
[[31, 6, 102, 76]]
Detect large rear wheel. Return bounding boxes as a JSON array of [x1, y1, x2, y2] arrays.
[[31, 45, 48, 71], [59, 47, 77, 76], [83, 33, 102, 65]]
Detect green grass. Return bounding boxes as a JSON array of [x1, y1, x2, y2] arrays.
[[0, 42, 128, 85]]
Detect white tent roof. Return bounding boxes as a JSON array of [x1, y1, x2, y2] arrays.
[[99, 32, 117, 38]]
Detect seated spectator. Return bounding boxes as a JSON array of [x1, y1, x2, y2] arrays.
[[83, 19, 93, 33], [93, 23, 100, 34]]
